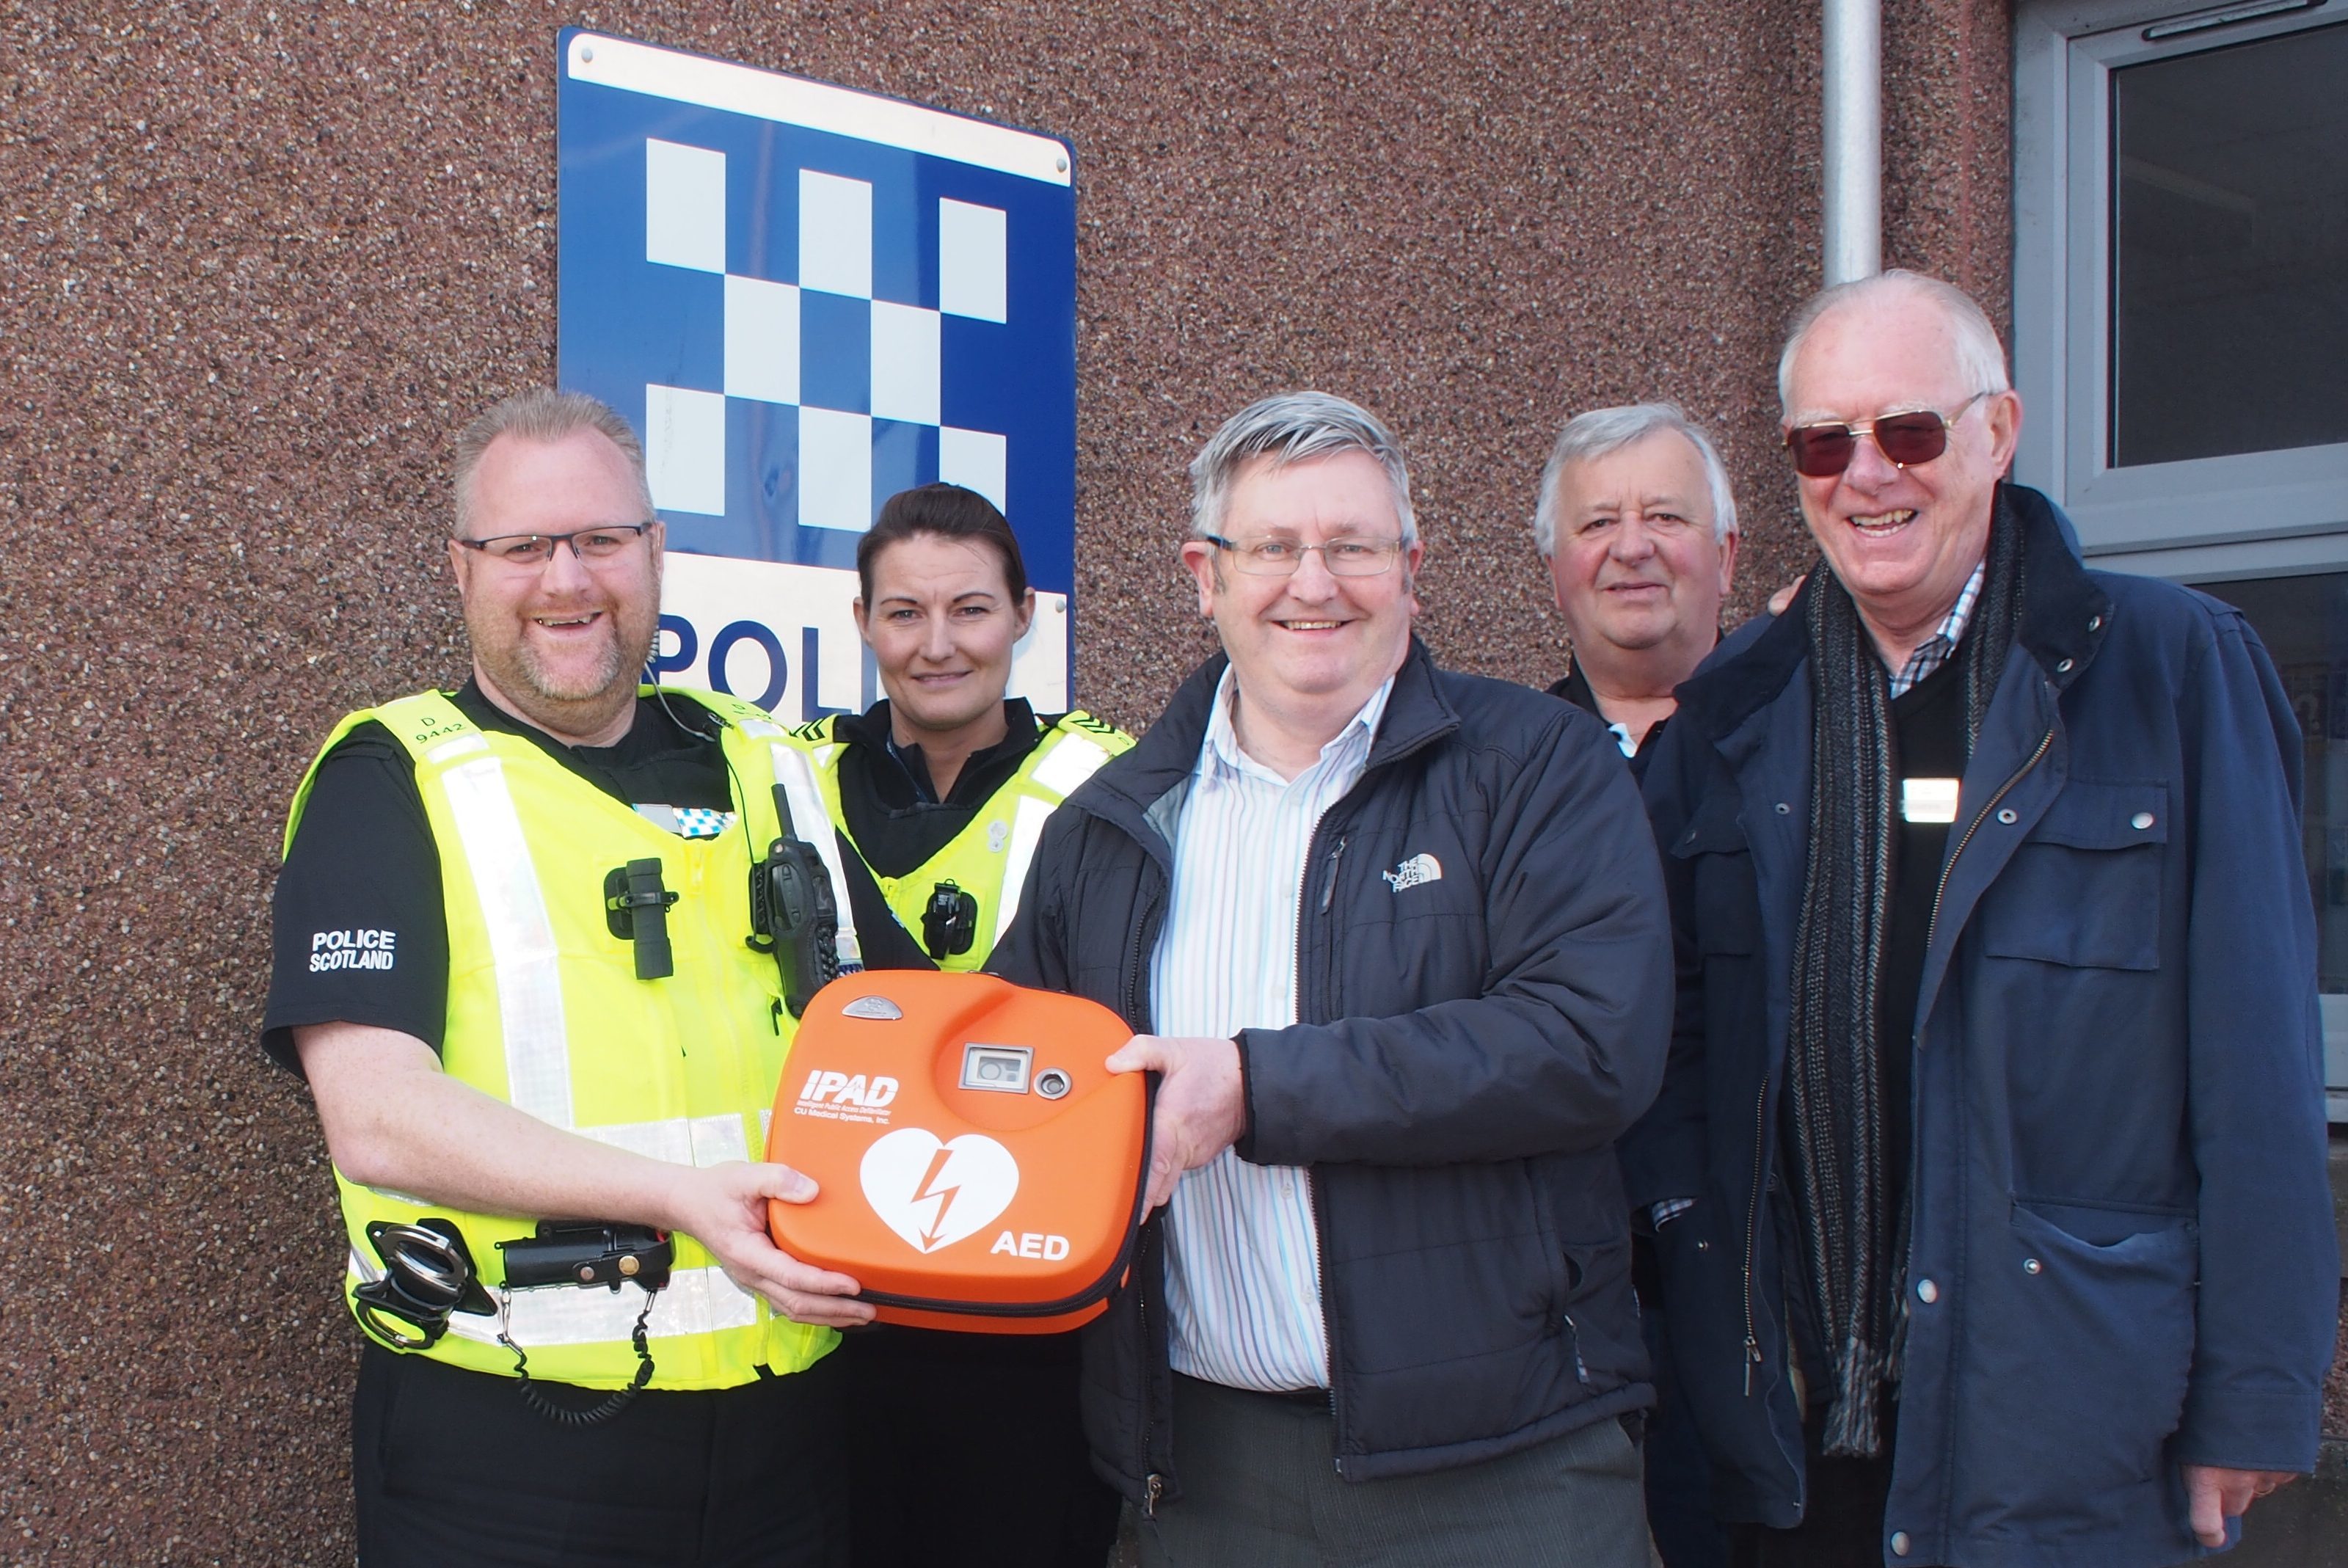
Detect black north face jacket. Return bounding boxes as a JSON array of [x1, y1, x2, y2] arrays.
[[991, 639, 1674, 1504]]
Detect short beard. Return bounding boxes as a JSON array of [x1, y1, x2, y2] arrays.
[[469, 593, 661, 736], [510, 627, 638, 704]]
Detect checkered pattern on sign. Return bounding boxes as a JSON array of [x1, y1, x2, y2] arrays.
[[638, 139, 1012, 532]]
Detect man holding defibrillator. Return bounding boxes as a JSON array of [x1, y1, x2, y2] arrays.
[[261, 390, 872, 1565], [994, 392, 1675, 1566]]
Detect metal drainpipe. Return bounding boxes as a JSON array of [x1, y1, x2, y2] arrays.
[[1823, 0, 1882, 284]]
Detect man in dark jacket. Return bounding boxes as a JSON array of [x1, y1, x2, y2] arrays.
[[1624, 271, 2338, 1568], [1537, 401, 1741, 781], [1536, 400, 1746, 1568], [992, 391, 1674, 1567]]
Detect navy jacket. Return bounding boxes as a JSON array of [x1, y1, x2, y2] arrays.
[[993, 639, 1674, 1503], [1622, 486, 2339, 1566]]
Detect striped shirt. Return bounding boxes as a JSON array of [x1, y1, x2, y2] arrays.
[[1151, 666, 1393, 1393], [1886, 561, 1986, 698]]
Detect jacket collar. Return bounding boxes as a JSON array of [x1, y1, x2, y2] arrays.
[[1674, 483, 2111, 745], [1076, 637, 1460, 842]]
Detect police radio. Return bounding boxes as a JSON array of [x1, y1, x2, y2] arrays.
[[766, 971, 1151, 1332], [748, 784, 842, 1018]]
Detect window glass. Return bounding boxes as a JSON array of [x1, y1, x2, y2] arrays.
[[2201, 572, 2348, 991], [2110, 21, 2348, 467]]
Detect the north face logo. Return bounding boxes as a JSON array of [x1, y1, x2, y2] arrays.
[[1382, 853, 1443, 892]]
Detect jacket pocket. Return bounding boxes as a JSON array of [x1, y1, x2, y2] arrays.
[[1977, 781, 2166, 971], [1672, 792, 1757, 944], [1956, 1201, 2196, 1525], [1558, 1234, 1641, 1393]]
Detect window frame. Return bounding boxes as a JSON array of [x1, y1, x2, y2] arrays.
[[2011, 0, 2348, 572]]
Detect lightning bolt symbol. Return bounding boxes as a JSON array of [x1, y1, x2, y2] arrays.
[[911, 1145, 963, 1251]]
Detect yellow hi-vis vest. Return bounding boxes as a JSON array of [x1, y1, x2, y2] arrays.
[[787, 712, 1133, 970], [285, 687, 844, 1390]]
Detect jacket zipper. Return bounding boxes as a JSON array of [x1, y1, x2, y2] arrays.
[[1137, 1220, 1162, 1516], [1920, 720, 2057, 965], [1123, 887, 1162, 1033], [1301, 828, 1349, 1470], [1742, 1079, 1766, 1395], [1317, 836, 1349, 914], [1309, 1167, 1347, 1473], [1561, 1310, 1593, 1385], [1126, 883, 1166, 1514]]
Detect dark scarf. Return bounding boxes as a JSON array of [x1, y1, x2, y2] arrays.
[[1787, 499, 2025, 1456]]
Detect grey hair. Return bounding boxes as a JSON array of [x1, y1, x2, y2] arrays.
[[452, 388, 655, 536], [1531, 403, 1738, 559], [1188, 391, 1417, 545], [1776, 269, 2011, 417]]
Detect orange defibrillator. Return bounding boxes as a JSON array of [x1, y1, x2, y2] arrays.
[[765, 971, 1151, 1333]]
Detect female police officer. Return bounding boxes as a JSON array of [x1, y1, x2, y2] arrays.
[[788, 483, 1130, 1568]]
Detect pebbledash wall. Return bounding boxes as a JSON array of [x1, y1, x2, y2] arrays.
[[0, 1, 2013, 1559]]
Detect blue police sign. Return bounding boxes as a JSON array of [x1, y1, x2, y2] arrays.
[[557, 30, 1077, 718]]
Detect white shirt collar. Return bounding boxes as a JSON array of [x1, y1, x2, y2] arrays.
[[1203, 666, 1394, 784]]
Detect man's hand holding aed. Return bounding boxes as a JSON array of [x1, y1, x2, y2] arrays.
[[1104, 1034, 1246, 1214]]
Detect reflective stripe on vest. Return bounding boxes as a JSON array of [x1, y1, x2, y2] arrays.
[[438, 751, 572, 1128], [795, 713, 1131, 970], [771, 740, 864, 971], [290, 688, 834, 1390]]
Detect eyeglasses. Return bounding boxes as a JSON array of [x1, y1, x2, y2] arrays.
[[456, 523, 655, 566], [1782, 392, 1992, 478], [1202, 533, 1407, 577]]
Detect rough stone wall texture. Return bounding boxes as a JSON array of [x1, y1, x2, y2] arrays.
[[1, 1, 2017, 1560]]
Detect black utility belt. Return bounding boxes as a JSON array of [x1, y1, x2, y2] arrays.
[[354, 1218, 674, 1427]]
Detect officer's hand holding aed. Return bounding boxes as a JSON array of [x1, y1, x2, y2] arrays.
[[664, 1159, 874, 1330], [765, 971, 1150, 1332]]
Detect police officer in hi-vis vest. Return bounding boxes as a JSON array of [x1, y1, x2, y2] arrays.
[[261, 390, 873, 1567], [785, 483, 1131, 1568]]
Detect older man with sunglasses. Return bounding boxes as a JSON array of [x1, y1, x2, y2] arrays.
[[1624, 271, 2337, 1568]]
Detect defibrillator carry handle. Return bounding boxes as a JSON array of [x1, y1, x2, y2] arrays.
[[747, 784, 841, 1018]]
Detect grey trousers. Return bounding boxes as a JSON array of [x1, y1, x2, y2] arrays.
[[1139, 1374, 1652, 1568]]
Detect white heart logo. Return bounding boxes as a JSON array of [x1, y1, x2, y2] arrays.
[[858, 1127, 1020, 1254]]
